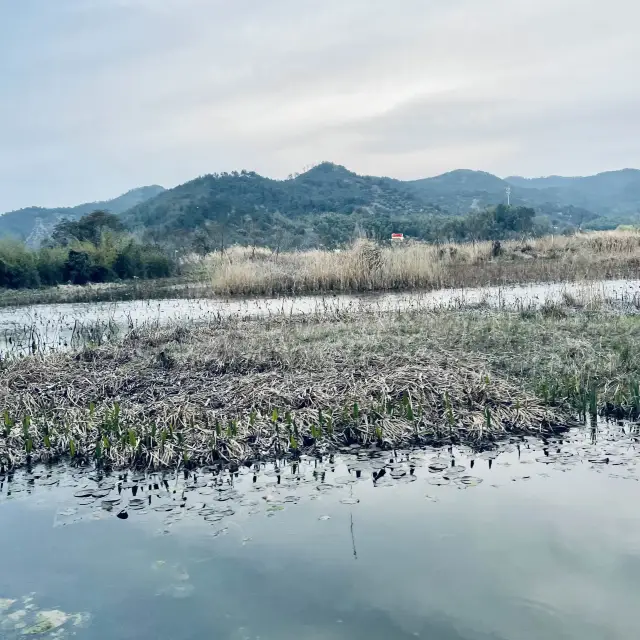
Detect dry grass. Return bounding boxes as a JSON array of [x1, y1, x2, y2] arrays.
[[4, 276, 640, 471], [203, 231, 640, 296], [3, 230, 640, 308], [0, 312, 567, 471]]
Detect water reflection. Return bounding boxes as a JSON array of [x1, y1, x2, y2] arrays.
[[1, 421, 638, 531], [0, 420, 639, 639], [3, 278, 640, 354]]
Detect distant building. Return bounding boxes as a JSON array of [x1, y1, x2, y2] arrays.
[[391, 233, 404, 242]]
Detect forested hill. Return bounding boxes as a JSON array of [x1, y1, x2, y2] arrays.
[[4, 163, 640, 251], [120, 163, 640, 250], [0, 185, 165, 246], [118, 163, 432, 249], [505, 169, 640, 216], [123, 163, 433, 233]]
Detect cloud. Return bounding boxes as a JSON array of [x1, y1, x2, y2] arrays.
[[0, 0, 639, 209]]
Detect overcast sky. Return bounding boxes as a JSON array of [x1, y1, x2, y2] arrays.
[[1, 0, 639, 211]]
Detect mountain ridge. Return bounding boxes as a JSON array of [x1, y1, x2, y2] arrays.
[[0, 185, 165, 246], [3, 164, 640, 250]]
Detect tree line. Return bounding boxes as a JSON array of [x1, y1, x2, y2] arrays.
[[0, 211, 176, 289], [183, 204, 540, 254], [1, 204, 540, 289]]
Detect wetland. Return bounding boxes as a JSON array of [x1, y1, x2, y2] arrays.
[[2, 274, 640, 639]]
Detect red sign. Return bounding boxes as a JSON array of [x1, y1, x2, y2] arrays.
[[391, 233, 404, 239]]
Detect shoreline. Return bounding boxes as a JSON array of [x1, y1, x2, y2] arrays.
[[2, 230, 640, 308]]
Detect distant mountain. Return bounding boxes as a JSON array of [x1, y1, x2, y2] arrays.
[[123, 163, 429, 230], [505, 169, 640, 216], [0, 185, 165, 246], [406, 170, 513, 213], [120, 163, 439, 248], [407, 168, 640, 219], [4, 164, 639, 251], [411, 169, 508, 194], [505, 175, 580, 189], [122, 163, 640, 249], [506, 169, 640, 191]]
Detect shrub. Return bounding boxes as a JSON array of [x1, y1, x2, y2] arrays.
[[0, 241, 40, 288], [64, 250, 93, 285]]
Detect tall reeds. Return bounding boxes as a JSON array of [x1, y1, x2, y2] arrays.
[[2, 230, 640, 307], [203, 230, 640, 297]]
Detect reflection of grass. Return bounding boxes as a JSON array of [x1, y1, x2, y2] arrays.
[[5, 300, 640, 470], [0, 276, 201, 308]]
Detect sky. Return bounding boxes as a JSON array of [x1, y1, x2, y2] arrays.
[[1, 0, 639, 212]]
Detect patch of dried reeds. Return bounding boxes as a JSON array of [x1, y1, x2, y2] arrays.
[[3, 230, 640, 308], [0, 314, 565, 471], [203, 231, 640, 296]]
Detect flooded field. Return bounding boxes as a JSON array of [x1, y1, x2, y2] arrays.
[[1, 421, 639, 639], [2, 279, 640, 354]]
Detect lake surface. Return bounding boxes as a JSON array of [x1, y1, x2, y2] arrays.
[[1, 421, 639, 639], [2, 279, 640, 354]]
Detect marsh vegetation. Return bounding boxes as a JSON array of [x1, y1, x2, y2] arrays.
[[2, 230, 640, 307], [3, 293, 640, 471], [203, 230, 640, 296]]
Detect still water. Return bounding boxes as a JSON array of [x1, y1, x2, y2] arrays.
[[2, 279, 640, 354], [1, 422, 639, 639]]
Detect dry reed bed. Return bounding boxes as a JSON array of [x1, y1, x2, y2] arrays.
[[0, 316, 564, 471], [3, 230, 640, 308], [204, 231, 640, 296]]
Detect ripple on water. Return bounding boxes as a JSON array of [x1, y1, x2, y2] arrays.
[[428, 477, 451, 486], [334, 476, 358, 485], [428, 460, 449, 473], [456, 476, 484, 487]]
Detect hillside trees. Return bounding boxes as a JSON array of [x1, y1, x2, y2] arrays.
[[0, 211, 176, 289]]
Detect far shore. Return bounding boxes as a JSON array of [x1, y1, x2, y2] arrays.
[[1, 230, 640, 308]]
